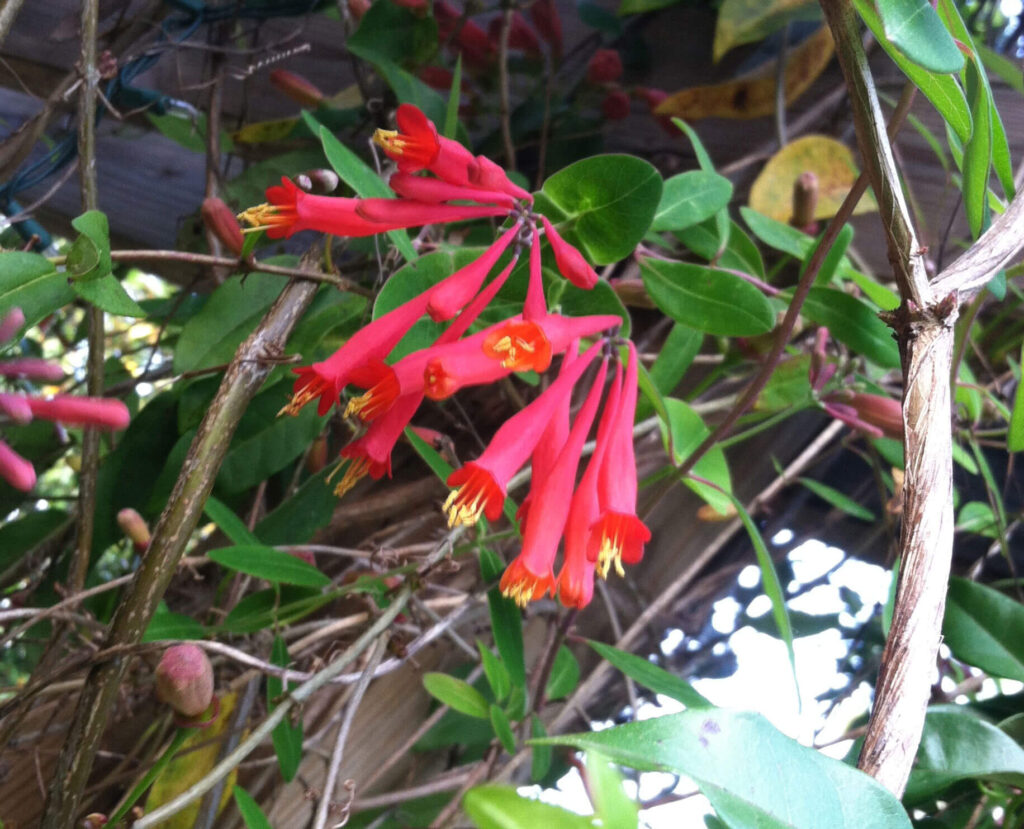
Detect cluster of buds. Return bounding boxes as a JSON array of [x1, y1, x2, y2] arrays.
[[0, 307, 131, 492], [239, 104, 647, 608], [810, 327, 903, 440], [585, 48, 632, 122]]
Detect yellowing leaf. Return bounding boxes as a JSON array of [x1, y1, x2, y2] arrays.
[[749, 134, 878, 223], [144, 692, 239, 828], [231, 118, 301, 145], [655, 25, 834, 120], [714, 0, 821, 62]]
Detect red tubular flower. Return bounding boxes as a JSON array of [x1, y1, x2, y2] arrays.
[[373, 104, 477, 186], [523, 225, 546, 322], [238, 177, 382, 239], [427, 224, 521, 321], [822, 392, 903, 440], [283, 289, 434, 417], [0, 308, 25, 343], [356, 197, 509, 227], [468, 154, 533, 203], [334, 392, 422, 496], [589, 342, 650, 578], [530, 0, 563, 58], [269, 70, 325, 108], [443, 340, 603, 527], [558, 362, 622, 608], [482, 312, 620, 373], [0, 358, 65, 382], [487, 13, 542, 57], [602, 91, 631, 121], [0, 394, 33, 424], [587, 49, 623, 85], [23, 396, 130, 430], [0, 439, 36, 491], [388, 172, 516, 209], [500, 357, 609, 607], [540, 216, 599, 289]]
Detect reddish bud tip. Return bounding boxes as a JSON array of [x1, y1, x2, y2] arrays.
[[155, 644, 215, 719], [269, 69, 325, 108], [287, 548, 317, 567], [586, 49, 623, 85], [201, 197, 245, 256], [117, 508, 151, 552], [601, 90, 631, 120]]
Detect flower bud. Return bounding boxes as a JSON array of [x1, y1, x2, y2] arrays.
[[530, 0, 563, 58], [488, 13, 542, 57], [288, 548, 317, 567], [587, 49, 622, 85], [0, 439, 36, 492], [846, 392, 903, 439], [117, 507, 151, 552], [25, 396, 130, 430], [155, 644, 214, 719], [269, 69, 325, 109], [82, 815, 108, 829], [201, 197, 244, 257], [297, 168, 340, 195], [601, 90, 630, 120], [348, 0, 371, 19], [0, 307, 25, 343]]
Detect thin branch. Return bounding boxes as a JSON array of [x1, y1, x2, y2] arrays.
[[497, 4, 516, 171], [0, 0, 27, 50]]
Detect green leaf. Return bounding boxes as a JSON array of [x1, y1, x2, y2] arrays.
[[205, 495, 260, 545], [480, 547, 526, 688], [551, 277, 632, 339], [798, 477, 875, 521], [875, 0, 964, 73], [648, 324, 701, 398], [540, 155, 662, 265], [956, 501, 998, 537], [69, 210, 112, 282], [545, 646, 580, 701], [444, 55, 462, 140], [208, 545, 330, 587], [617, 0, 679, 14], [853, 0, 971, 144], [586, 751, 639, 828], [478, 642, 511, 703], [741, 205, 815, 259], [366, 57, 448, 127], [658, 397, 734, 514], [233, 785, 273, 829], [0, 509, 69, 573], [640, 259, 774, 337], [943, 577, 1024, 682], [797, 287, 900, 369], [142, 605, 205, 642], [489, 704, 517, 754], [463, 786, 596, 829], [962, 58, 992, 239], [530, 715, 553, 782], [531, 710, 912, 829], [652, 170, 733, 232], [713, 0, 821, 61], [586, 639, 711, 708], [71, 274, 146, 317], [174, 270, 286, 373], [268, 635, 303, 782], [255, 468, 337, 545], [672, 119, 731, 247], [0, 252, 72, 333], [905, 707, 1024, 804], [676, 218, 765, 277], [806, 223, 853, 287], [347, 0, 438, 66], [219, 586, 331, 634], [306, 114, 417, 262], [423, 672, 491, 719], [1009, 348, 1024, 452]]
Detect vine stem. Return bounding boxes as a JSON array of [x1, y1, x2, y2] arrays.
[[40, 260, 320, 826]]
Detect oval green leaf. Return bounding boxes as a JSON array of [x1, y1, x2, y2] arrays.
[[943, 577, 1024, 682], [423, 672, 490, 719], [208, 545, 330, 587], [640, 259, 774, 336], [797, 287, 900, 368], [652, 170, 733, 232], [587, 639, 711, 708], [463, 785, 596, 829], [875, 0, 964, 73]]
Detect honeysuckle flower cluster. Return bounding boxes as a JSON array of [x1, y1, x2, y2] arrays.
[[239, 104, 649, 608], [0, 307, 131, 492]]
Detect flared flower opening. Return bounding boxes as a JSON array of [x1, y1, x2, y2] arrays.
[[282, 367, 340, 417], [373, 105, 440, 171], [333, 446, 389, 497], [482, 321, 552, 372], [345, 367, 400, 422], [499, 557, 555, 608], [443, 463, 504, 527], [589, 512, 651, 579], [237, 202, 298, 239]]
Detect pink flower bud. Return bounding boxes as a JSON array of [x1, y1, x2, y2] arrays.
[[0, 440, 36, 492], [269, 69, 325, 108], [287, 548, 317, 567], [586, 49, 622, 85], [25, 396, 130, 430], [0, 393, 34, 423], [0, 307, 25, 343], [0, 358, 65, 382], [155, 644, 214, 718], [846, 392, 904, 440], [117, 508, 151, 552], [530, 0, 563, 58], [601, 90, 630, 120], [540, 216, 599, 289], [201, 197, 245, 256]]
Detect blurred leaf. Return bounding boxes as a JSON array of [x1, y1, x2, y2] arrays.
[[233, 786, 273, 829], [617, 0, 680, 14], [905, 708, 1024, 804], [71, 274, 146, 317], [798, 477, 875, 521], [956, 501, 998, 538], [490, 704, 517, 754], [0, 252, 72, 333], [1010, 348, 1024, 452], [307, 114, 417, 262], [545, 646, 580, 701], [551, 276, 631, 339], [220, 586, 331, 634], [480, 547, 527, 687], [943, 577, 1024, 682], [586, 751, 639, 828], [142, 605, 205, 642], [587, 639, 711, 708], [540, 155, 662, 265], [659, 397, 734, 514], [652, 170, 733, 232], [208, 545, 330, 587], [530, 715, 553, 782], [531, 710, 911, 828], [478, 642, 511, 703], [714, 0, 821, 61], [443, 55, 463, 140], [423, 672, 491, 719], [0, 509, 68, 573], [962, 58, 992, 239], [641, 259, 774, 337], [875, 0, 963, 73], [463, 786, 596, 829], [750, 135, 876, 223], [656, 26, 834, 120], [796, 287, 900, 368], [268, 635, 303, 781], [348, 0, 438, 66], [147, 111, 232, 154], [978, 44, 1024, 94], [756, 355, 812, 411], [255, 468, 337, 545], [205, 495, 260, 545], [853, 0, 971, 143]]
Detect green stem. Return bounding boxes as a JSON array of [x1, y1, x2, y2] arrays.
[[109, 726, 196, 825]]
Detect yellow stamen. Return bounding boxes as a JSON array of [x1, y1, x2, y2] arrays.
[[488, 334, 535, 369], [373, 129, 406, 155], [331, 457, 371, 497], [596, 533, 625, 580], [237, 203, 295, 233], [443, 487, 487, 528]]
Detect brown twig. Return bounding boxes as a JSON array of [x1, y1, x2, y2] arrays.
[[497, 4, 516, 172]]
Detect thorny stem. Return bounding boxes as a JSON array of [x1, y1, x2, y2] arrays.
[[40, 259, 320, 826]]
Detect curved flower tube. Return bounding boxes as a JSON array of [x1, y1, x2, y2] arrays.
[[427, 224, 521, 322], [540, 215, 599, 289], [333, 392, 422, 496], [238, 177, 382, 239]]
